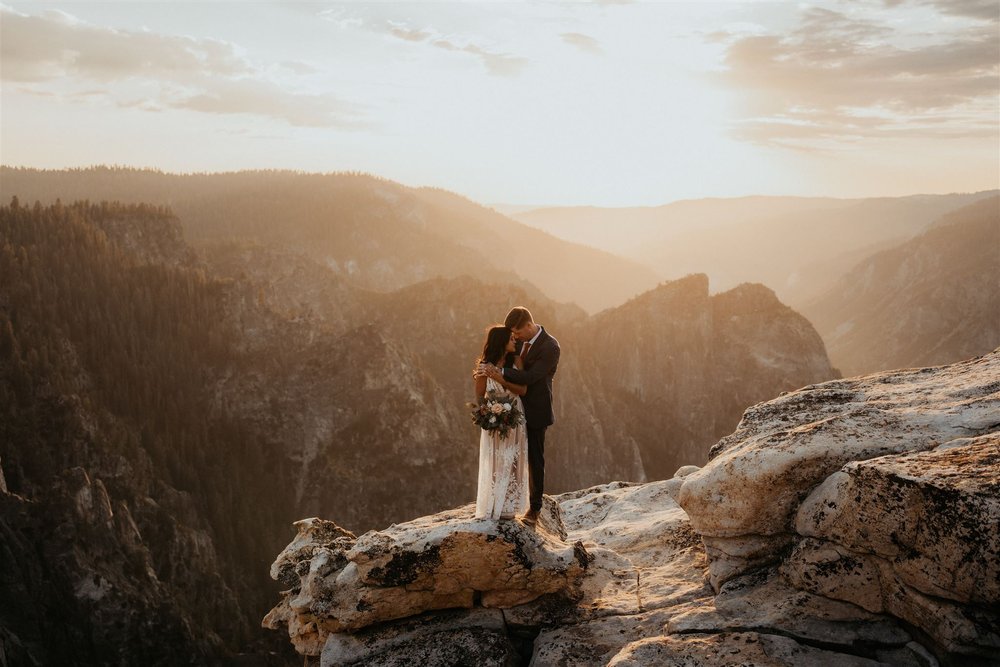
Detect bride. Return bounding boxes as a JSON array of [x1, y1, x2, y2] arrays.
[[473, 325, 530, 521]]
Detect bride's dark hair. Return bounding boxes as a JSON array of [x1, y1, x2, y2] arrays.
[[478, 325, 512, 367]]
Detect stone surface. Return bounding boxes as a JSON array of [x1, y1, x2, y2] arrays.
[[675, 349, 1000, 661], [321, 608, 519, 666], [794, 436, 1000, 605], [666, 570, 912, 649], [264, 503, 589, 656], [782, 434, 1000, 658], [530, 609, 676, 666], [784, 538, 999, 659], [270, 479, 931, 666], [606, 632, 891, 667], [678, 350, 998, 569], [266, 352, 1000, 665]]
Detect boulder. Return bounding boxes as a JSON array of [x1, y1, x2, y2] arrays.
[[263, 504, 589, 656], [785, 434, 1000, 657], [793, 436, 999, 606], [678, 351, 999, 585], [676, 349, 1000, 660], [666, 570, 913, 650]]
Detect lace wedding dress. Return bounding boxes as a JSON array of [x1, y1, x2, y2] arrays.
[[474, 377, 529, 520]]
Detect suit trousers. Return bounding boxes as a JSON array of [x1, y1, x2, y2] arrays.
[[527, 427, 546, 512]]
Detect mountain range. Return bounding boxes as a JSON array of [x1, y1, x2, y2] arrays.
[[0, 167, 659, 313], [0, 182, 834, 663], [507, 191, 998, 310], [2, 167, 995, 664]]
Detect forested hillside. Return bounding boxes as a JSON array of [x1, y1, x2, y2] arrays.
[[0, 199, 297, 663]]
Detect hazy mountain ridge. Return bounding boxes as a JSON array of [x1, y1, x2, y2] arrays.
[[204, 243, 836, 494], [0, 167, 661, 313], [511, 196, 851, 258], [413, 187, 661, 312], [512, 191, 999, 309], [801, 195, 1000, 376]]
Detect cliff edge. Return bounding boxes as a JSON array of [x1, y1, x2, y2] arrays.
[[265, 350, 999, 666]]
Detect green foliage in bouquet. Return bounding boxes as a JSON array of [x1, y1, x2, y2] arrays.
[[468, 389, 525, 439]]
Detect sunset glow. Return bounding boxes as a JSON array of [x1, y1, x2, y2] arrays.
[[2, 0, 998, 205]]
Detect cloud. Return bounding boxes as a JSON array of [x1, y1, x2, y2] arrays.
[[406, 31, 528, 77], [436, 40, 529, 77], [357, 17, 529, 77], [716, 5, 1000, 149], [167, 80, 364, 128], [389, 24, 435, 43], [926, 0, 999, 20], [279, 60, 320, 75], [0, 8, 247, 82], [884, 0, 998, 19], [561, 32, 603, 55], [0, 6, 361, 128]]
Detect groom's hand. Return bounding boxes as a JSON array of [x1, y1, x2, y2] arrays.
[[484, 364, 503, 381]]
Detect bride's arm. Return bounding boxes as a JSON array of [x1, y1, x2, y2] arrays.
[[482, 357, 526, 396], [475, 374, 487, 398], [497, 375, 527, 397]]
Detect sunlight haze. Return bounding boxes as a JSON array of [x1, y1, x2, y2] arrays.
[[2, 0, 997, 206]]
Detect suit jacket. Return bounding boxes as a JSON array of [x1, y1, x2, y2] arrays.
[[503, 327, 560, 429]]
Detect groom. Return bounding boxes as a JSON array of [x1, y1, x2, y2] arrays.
[[483, 306, 560, 526]]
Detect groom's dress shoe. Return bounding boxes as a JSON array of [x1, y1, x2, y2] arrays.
[[521, 509, 539, 526]]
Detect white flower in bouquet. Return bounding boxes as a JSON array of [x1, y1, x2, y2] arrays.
[[467, 388, 525, 438]]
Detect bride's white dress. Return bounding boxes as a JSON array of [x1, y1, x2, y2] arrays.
[[474, 377, 529, 520]]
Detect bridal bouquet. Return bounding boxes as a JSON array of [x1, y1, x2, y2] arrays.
[[468, 390, 524, 438]]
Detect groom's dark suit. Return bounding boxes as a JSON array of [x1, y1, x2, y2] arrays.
[[503, 326, 560, 513]]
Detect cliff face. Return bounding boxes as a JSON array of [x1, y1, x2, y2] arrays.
[[266, 349, 1000, 666], [199, 244, 834, 508], [579, 274, 835, 479]]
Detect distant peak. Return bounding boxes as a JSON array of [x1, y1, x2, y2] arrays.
[[649, 273, 710, 298], [711, 282, 788, 314]]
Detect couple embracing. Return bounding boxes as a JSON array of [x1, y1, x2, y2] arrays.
[[472, 306, 560, 527]]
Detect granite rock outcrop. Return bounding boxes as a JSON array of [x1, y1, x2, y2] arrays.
[[264, 503, 590, 657], [267, 350, 1000, 665]]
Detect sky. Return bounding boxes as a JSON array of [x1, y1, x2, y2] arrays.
[[1, 0, 998, 206]]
